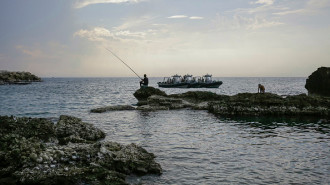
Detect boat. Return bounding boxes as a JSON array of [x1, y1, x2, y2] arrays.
[[157, 74, 189, 88], [157, 74, 222, 88]]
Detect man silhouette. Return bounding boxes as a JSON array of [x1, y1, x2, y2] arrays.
[[140, 74, 149, 87]]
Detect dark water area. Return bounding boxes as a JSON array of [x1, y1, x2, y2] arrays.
[[0, 77, 329, 184]]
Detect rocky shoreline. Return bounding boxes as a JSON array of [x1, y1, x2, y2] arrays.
[[91, 87, 330, 118], [0, 71, 42, 85], [0, 115, 162, 185]]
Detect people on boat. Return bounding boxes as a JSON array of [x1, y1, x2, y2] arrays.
[[140, 74, 149, 87], [258, 84, 265, 93]]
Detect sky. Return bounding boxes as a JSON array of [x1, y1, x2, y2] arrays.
[[0, 0, 329, 77]]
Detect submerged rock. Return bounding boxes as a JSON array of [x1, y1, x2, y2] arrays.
[[305, 67, 330, 97], [91, 105, 136, 113], [0, 115, 162, 185]]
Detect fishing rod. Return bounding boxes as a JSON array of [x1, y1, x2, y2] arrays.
[[104, 47, 142, 80]]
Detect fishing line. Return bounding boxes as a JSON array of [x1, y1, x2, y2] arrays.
[[104, 47, 142, 80]]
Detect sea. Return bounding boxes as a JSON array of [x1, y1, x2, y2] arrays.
[[0, 77, 329, 185]]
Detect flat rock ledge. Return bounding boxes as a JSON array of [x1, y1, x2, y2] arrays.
[[0, 115, 162, 185], [91, 105, 136, 113], [133, 87, 330, 117]]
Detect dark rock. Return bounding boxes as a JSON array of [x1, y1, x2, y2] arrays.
[[0, 115, 162, 184], [208, 93, 330, 117], [133, 87, 167, 102], [0, 71, 42, 85], [91, 105, 136, 113], [133, 88, 330, 117], [55, 115, 105, 145], [169, 91, 229, 102], [305, 67, 330, 97]]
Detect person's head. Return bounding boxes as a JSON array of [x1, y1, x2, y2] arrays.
[[144, 74, 147, 77]]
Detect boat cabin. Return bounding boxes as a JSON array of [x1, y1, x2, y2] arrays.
[[183, 74, 193, 83], [203, 74, 213, 83]]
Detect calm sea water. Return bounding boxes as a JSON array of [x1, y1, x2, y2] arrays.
[[0, 77, 329, 184]]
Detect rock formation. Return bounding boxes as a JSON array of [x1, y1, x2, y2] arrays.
[[133, 87, 167, 105], [0, 115, 162, 185], [305, 67, 330, 97], [92, 87, 330, 118], [133, 88, 330, 117], [0, 71, 42, 85]]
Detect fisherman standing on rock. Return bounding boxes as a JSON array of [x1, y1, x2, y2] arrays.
[[140, 74, 149, 87]]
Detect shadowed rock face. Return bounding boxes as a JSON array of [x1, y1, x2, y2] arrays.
[[0, 115, 162, 185], [305, 67, 330, 97]]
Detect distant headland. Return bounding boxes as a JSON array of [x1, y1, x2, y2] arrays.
[[0, 71, 42, 85]]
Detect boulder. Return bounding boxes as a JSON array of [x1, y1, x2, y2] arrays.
[[0, 115, 162, 185], [133, 87, 167, 102], [305, 67, 330, 97]]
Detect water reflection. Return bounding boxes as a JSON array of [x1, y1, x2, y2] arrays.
[[220, 115, 330, 135]]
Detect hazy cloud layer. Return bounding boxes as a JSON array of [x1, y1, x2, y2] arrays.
[[1, 0, 329, 77], [74, 0, 146, 8]]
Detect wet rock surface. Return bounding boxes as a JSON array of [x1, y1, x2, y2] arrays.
[[133, 88, 330, 117], [0, 71, 42, 85], [305, 67, 330, 97], [0, 115, 162, 185], [91, 105, 136, 113]]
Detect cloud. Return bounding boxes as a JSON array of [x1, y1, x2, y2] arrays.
[[248, 18, 284, 29], [167, 15, 204, 20], [16, 45, 47, 59], [307, 0, 330, 9], [74, 27, 113, 41], [74, 0, 146, 9], [213, 14, 283, 30], [190, 16, 204, 20], [74, 27, 148, 42], [114, 30, 146, 38], [273, 9, 307, 16], [167, 15, 188, 19], [251, 0, 275, 6]]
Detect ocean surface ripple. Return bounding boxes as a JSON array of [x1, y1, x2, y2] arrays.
[[0, 77, 329, 184]]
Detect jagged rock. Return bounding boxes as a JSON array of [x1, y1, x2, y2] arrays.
[[0, 115, 162, 184], [91, 105, 136, 113], [55, 115, 105, 145], [305, 67, 330, 97], [133, 87, 167, 103]]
